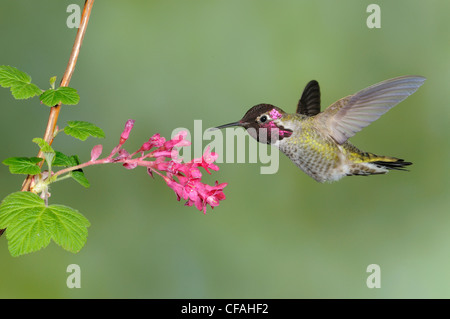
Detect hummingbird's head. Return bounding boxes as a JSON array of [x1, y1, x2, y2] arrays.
[[214, 104, 293, 144]]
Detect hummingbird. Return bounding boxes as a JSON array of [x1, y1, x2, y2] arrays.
[[214, 76, 425, 183]]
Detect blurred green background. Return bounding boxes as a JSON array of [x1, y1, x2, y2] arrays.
[[0, 0, 449, 298]]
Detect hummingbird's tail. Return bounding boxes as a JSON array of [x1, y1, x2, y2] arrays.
[[349, 152, 412, 176]]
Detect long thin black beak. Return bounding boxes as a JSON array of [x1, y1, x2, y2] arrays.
[[210, 121, 245, 131]]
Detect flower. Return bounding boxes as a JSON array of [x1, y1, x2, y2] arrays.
[[119, 119, 135, 145], [90, 144, 103, 162], [159, 148, 227, 214], [109, 121, 227, 214], [164, 131, 191, 149], [194, 146, 219, 174], [164, 176, 227, 214], [204, 181, 227, 208], [139, 133, 165, 152]]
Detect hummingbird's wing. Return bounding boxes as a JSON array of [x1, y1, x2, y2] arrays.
[[315, 75, 426, 144], [296, 80, 321, 116]]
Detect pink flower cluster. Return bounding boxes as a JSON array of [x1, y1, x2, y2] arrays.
[[102, 120, 227, 214]]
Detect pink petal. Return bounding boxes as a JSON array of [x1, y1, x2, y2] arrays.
[[149, 133, 165, 148], [140, 134, 166, 152], [119, 119, 135, 144], [114, 148, 130, 161], [189, 167, 202, 179], [164, 131, 191, 149], [90, 144, 103, 161], [203, 146, 219, 163], [123, 162, 138, 169], [139, 141, 152, 152]]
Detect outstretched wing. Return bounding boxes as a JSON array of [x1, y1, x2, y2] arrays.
[[296, 80, 321, 116], [315, 75, 426, 144]]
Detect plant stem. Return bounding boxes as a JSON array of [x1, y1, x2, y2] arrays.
[[54, 159, 108, 178], [52, 158, 159, 179], [21, 0, 95, 192]]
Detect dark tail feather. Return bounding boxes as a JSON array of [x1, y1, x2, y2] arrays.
[[372, 159, 413, 171]]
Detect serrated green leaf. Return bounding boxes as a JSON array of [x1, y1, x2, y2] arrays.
[[0, 65, 31, 87], [68, 155, 90, 188], [10, 82, 42, 99], [43, 204, 90, 253], [53, 153, 90, 188], [0, 65, 42, 99], [2, 157, 42, 175], [69, 154, 81, 166], [32, 138, 55, 154], [64, 121, 105, 141], [71, 170, 90, 188], [53, 151, 72, 167], [39, 86, 80, 106], [0, 192, 90, 256]]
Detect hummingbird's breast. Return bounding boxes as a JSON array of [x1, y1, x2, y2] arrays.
[[275, 114, 347, 182]]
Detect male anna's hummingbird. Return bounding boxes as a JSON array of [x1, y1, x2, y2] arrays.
[[215, 76, 425, 182]]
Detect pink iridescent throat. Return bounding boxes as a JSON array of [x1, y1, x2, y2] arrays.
[[262, 109, 292, 139]]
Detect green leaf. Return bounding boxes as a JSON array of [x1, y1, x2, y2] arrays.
[[32, 138, 55, 168], [0, 192, 90, 257], [64, 121, 105, 141], [39, 86, 80, 106], [10, 82, 42, 99], [49, 76, 56, 89], [71, 170, 90, 188], [0, 65, 30, 86], [32, 138, 55, 154], [0, 65, 42, 99], [53, 151, 72, 167], [2, 157, 42, 175], [69, 155, 90, 188], [52, 153, 91, 188]]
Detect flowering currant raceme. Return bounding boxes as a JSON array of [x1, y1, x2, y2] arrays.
[[101, 119, 227, 214]]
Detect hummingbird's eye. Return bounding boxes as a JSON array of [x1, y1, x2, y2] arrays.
[[260, 115, 268, 123]]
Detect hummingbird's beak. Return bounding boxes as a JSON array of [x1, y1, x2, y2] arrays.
[[210, 121, 246, 131]]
